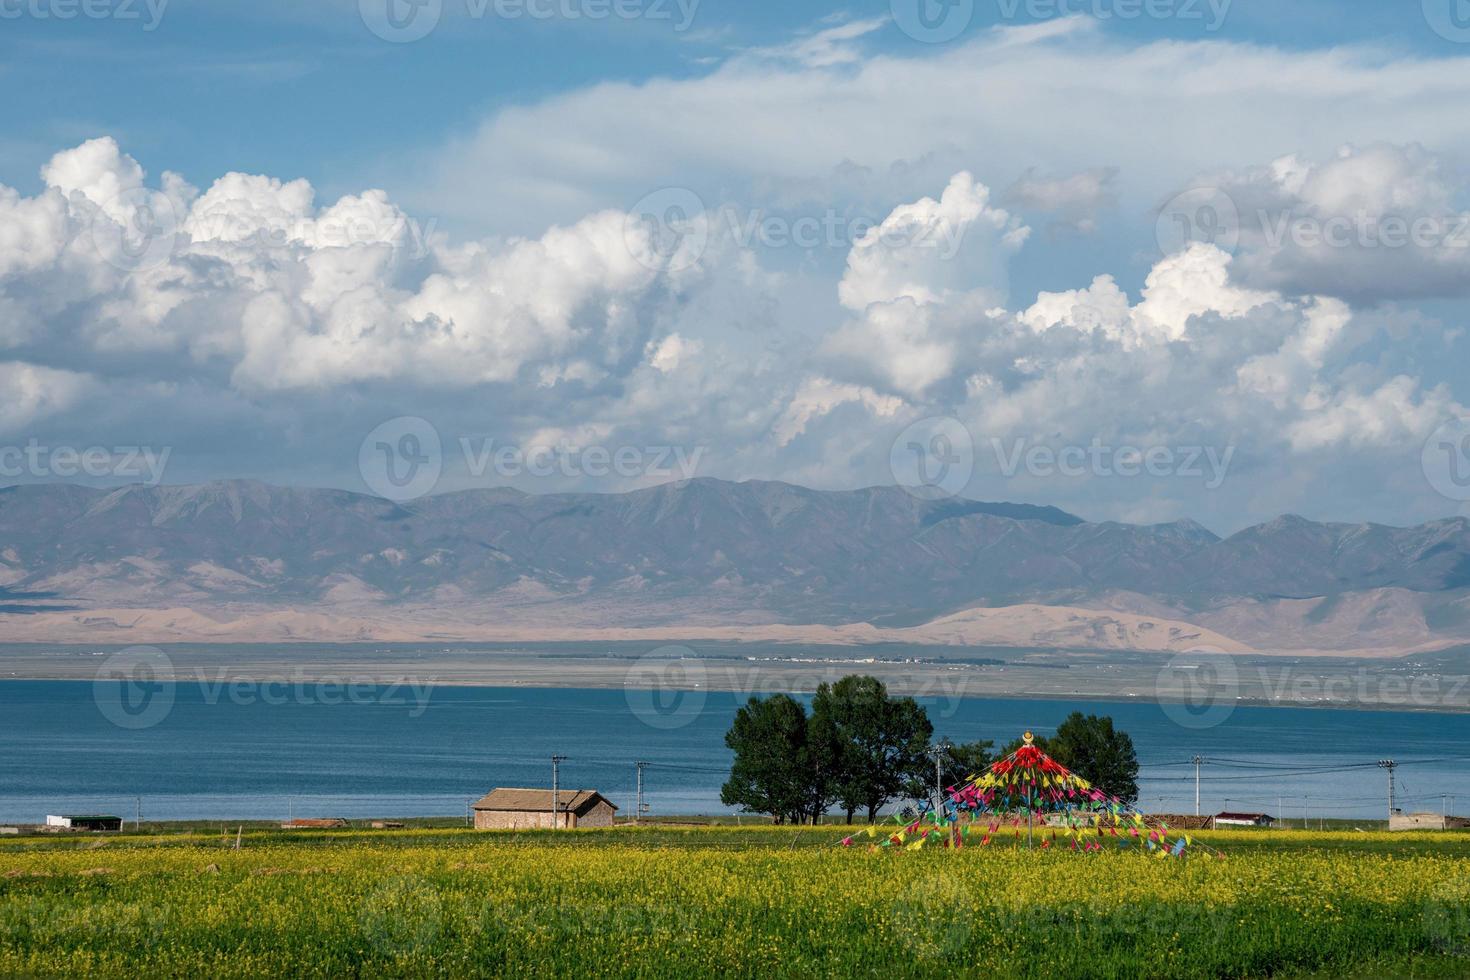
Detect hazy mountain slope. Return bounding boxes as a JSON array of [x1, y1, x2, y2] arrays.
[[3, 478, 1470, 653], [0, 479, 1209, 620], [0, 601, 1253, 653]]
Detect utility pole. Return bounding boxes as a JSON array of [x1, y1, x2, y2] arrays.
[[926, 738, 954, 845], [926, 739, 952, 806], [135, 796, 142, 831], [1192, 756, 1203, 816], [1377, 759, 1397, 822], [551, 755, 567, 830], [635, 761, 648, 825]]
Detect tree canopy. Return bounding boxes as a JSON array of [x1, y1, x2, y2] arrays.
[[721, 675, 933, 824], [811, 675, 933, 823], [719, 693, 815, 824], [1002, 712, 1139, 804], [721, 691, 1139, 821], [944, 739, 996, 782]]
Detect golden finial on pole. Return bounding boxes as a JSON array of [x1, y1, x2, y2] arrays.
[[1023, 731, 1035, 745]]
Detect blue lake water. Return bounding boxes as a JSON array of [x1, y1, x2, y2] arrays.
[[2, 680, 1468, 823]]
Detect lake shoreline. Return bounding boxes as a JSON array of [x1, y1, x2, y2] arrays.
[[4, 660, 1470, 715], [5, 679, 1467, 822]]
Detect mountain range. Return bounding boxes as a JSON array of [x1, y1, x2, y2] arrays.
[[3, 478, 1470, 655]]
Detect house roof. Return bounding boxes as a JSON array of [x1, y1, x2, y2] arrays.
[[1215, 812, 1273, 820], [471, 788, 618, 814]]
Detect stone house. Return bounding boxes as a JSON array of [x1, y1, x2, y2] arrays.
[[471, 788, 618, 829]]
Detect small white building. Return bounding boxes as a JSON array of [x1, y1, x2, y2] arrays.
[[1389, 812, 1470, 831], [1213, 811, 1274, 828], [45, 814, 123, 831]]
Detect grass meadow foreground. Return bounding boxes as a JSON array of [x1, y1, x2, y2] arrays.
[[2, 825, 1469, 978]]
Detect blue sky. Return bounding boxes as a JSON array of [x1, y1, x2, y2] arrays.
[[7, 0, 1470, 531], [3, 0, 1459, 204]]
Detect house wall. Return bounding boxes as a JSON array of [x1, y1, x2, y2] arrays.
[[475, 809, 572, 830], [577, 801, 616, 828], [1388, 812, 1470, 831], [79, 819, 121, 831], [474, 802, 616, 829]]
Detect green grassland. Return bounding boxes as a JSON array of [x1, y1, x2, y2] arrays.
[[2, 826, 1469, 977]]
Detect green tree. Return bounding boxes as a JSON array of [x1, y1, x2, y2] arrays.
[[720, 694, 818, 824], [945, 739, 996, 782], [1000, 714, 1140, 803], [811, 675, 933, 823], [802, 698, 846, 824], [1049, 712, 1139, 803]]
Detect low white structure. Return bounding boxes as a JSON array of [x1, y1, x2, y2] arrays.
[[1389, 812, 1470, 831], [1213, 811, 1274, 828], [45, 814, 123, 831]]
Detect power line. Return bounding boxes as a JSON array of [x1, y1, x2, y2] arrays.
[[1148, 754, 1470, 770], [639, 762, 729, 774], [1148, 769, 1387, 782]]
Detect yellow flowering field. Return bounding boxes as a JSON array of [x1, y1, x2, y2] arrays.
[[1, 826, 1468, 977]]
